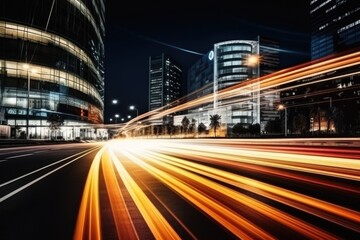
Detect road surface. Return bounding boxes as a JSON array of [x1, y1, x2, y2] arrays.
[[1, 139, 359, 239]]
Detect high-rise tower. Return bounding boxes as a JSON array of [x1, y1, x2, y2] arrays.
[[0, 0, 105, 139]]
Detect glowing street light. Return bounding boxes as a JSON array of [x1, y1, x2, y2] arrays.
[[112, 99, 118, 104], [247, 55, 259, 66], [127, 115, 131, 119], [129, 105, 138, 117], [278, 104, 287, 137], [114, 114, 120, 124]]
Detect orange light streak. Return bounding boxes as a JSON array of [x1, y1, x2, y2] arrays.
[[101, 149, 139, 239], [109, 148, 181, 240], [144, 150, 360, 234], [74, 147, 103, 240], [117, 147, 276, 240], [135, 149, 340, 239]]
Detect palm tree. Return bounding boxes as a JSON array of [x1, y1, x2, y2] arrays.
[[209, 114, 221, 137]]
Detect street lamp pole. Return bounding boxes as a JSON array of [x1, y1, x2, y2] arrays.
[[324, 97, 332, 108], [324, 97, 332, 133], [278, 104, 287, 137], [284, 107, 287, 137], [129, 105, 138, 118], [115, 114, 120, 124]]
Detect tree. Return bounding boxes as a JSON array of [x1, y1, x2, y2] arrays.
[[189, 118, 197, 134], [47, 113, 64, 139], [333, 107, 344, 134], [166, 121, 175, 137], [249, 123, 260, 135], [292, 113, 308, 134], [198, 122, 207, 135], [209, 114, 221, 137], [232, 123, 247, 136], [265, 118, 281, 134], [181, 116, 190, 136]]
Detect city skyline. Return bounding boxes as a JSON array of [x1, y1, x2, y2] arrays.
[[105, 0, 311, 122], [1, 2, 360, 239]]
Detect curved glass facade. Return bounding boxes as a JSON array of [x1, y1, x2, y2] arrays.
[[0, 0, 105, 139], [214, 40, 258, 90], [213, 40, 260, 125]]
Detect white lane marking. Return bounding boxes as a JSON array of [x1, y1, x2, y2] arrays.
[[0, 160, 7, 162], [0, 147, 100, 203], [34, 150, 49, 154], [5, 154, 33, 159], [0, 147, 99, 188], [0, 150, 32, 156], [0, 158, 77, 203]]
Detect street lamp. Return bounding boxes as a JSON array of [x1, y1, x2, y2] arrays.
[[278, 104, 287, 137], [114, 114, 120, 124], [112, 99, 118, 104], [129, 105, 138, 117], [127, 115, 131, 119], [247, 54, 259, 66], [324, 97, 332, 133], [23, 64, 37, 139]]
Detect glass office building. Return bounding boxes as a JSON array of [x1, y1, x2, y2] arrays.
[[311, 0, 360, 60], [149, 53, 182, 124], [0, 0, 105, 139]]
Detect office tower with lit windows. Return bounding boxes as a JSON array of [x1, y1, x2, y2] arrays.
[[0, 0, 105, 139], [309, 0, 360, 134], [311, 0, 360, 60], [280, 0, 360, 135], [149, 53, 182, 124]]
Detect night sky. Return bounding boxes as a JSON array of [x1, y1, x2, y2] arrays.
[[104, 1, 311, 123]]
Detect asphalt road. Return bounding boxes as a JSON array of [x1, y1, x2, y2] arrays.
[[1, 139, 359, 239], [0, 143, 102, 239]]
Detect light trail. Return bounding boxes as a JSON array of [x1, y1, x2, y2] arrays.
[[129, 149, 338, 239], [101, 149, 139, 240], [120, 50, 360, 133], [74, 147, 103, 240], [109, 148, 181, 240], [119, 149, 275, 240], [74, 139, 360, 239], [148, 140, 360, 181], [142, 150, 359, 233]]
